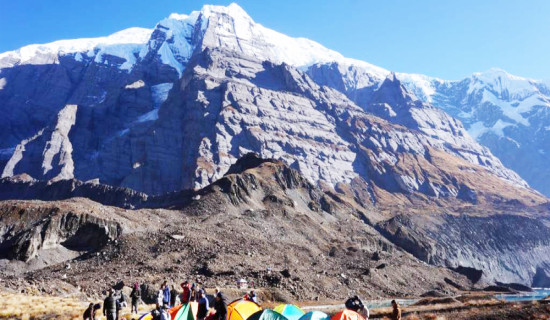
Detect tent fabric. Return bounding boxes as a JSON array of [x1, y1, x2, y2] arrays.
[[227, 299, 262, 320], [169, 305, 184, 319], [249, 309, 289, 320], [175, 302, 199, 320], [299, 311, 330, 320], [273, 304, 305, 320], [330, 310, 365, 320]]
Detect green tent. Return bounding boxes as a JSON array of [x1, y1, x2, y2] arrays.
[[249, 310, 289, 320], [174, 303, 197, 320]]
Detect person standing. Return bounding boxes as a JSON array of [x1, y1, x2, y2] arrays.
[[103, 289, 117, 320], [213, 292, 227, 320], [162, 281, 171, 307], [180, 281, 191, 304], [197, 289, 209, 320], [170, 285, 179, 306], [130, 283, 141, 314], [390, 300, 401, 320], [190, 283, 197, 301]]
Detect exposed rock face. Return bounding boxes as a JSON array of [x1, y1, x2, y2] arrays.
[[0, 204, 121, 262], [308, 64, 550, 197], [0, 3, 541, 204], [0, 176, 148, 208], [0, 3, 549, 291], [376, 213, 550, 285]]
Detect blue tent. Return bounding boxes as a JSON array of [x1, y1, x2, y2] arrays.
[[299, 311, 330, 320]]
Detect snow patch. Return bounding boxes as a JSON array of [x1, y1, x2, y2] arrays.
[[0, 78, 6, 90], [151, 83, 173, 108], [125, 80, 146, 89], [158, 42, 184, 77], [0, 27, 152, 70], [468, 120, 514, 139], [135, 109, 159, 123]]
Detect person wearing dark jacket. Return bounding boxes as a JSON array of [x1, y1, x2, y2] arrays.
[[345, 295, 368, 318], [130, 283, 141, 314], [170, 285, 179, 306], [103, 289, 117, 320], [213, 292, 227, 320], [197, 289, 209, 320]]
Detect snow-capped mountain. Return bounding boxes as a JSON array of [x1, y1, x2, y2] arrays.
[[0, 3, 544, 201], [1, 2, 550, 288], [399, 69, 550, 196]]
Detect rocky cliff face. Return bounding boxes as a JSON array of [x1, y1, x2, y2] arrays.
[[0, 202, 121, 262], [0, 4, 540, 202], [0, 3, 549, 289], [376, 213, 550, 287], [308, 64, 550, 197]]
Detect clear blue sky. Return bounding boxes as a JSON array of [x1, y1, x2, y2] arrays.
[[1, 0, 549, 80]]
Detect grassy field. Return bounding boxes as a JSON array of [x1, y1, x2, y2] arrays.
[[0, 292, 155, 320]]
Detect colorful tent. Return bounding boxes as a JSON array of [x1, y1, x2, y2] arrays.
[[175, 302, 199, 320], [227, 299, 262, 320], [272, 304, 305, 320], [138, 305, 183, 320], [330, 310, 365, 320], [249, 309, 289, 320], [298, 311, 330, 320]]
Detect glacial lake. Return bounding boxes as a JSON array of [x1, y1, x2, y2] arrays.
[[495, 288, 550, 302]]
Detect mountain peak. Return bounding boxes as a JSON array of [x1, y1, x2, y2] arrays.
[[201, 3, 252, 20]]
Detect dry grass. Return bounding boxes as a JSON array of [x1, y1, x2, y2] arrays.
[[0, 292, 155, 320]]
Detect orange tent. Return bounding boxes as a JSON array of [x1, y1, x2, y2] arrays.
[[330, 310, 365, 320], [227, 299, 262, 320]]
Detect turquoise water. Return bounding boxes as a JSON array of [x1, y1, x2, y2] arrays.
[[495, 288, 550, 302], [366, 298, 417, 309]]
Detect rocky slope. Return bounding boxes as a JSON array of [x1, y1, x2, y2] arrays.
[[0, 154, 470, 300]]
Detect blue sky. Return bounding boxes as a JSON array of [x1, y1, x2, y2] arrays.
[[1, 0, 549, 80]]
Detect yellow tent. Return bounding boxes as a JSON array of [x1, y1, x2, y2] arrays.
[[227, 300, 262, 320]]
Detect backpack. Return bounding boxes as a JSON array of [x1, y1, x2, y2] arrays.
[[151, 309, 161, 320]]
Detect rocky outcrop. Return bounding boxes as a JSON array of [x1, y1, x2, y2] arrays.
[[0, 205, 121, 262], [0, 176, 148, 208], [376, 213, 550, 285]]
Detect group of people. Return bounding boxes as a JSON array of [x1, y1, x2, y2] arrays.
[[150, 281, 231, 320], [345, 295, 401, 320], [84, 281, 401, 320], [83, 288, 130, 320]]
